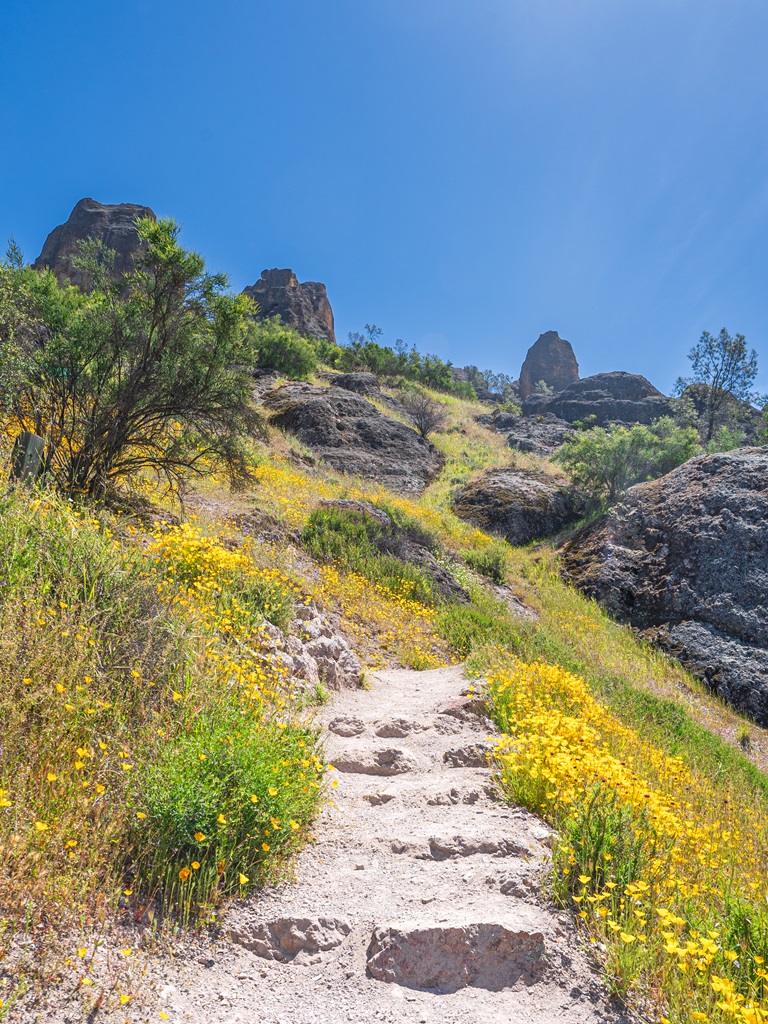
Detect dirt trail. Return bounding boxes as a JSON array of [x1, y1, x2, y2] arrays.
[[155, 665, 631, 1024]]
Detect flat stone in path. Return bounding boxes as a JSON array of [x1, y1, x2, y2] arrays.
[[366, 916, 547, 991]]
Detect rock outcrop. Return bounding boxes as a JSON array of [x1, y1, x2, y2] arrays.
[[33, 197, 155, 287], [454, 468, 582, 545], [263, 383, 444, 493], [560, 449, 768, 723], [518, 332, 579, 400], [522, 371, 673, 425], [479, 410, 573, 457], [243, 269, 336, 343], [317, 371, 380, 396]]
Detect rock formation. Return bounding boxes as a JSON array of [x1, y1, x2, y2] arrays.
[[478, 410, 574, 457], [560, 448, 768, 723], [518, 332, 579, 400], [454, 467, 583, 545], [243, 269, 336, 344], [522, 371, 673, 425], [263, 383, 443, 493], [33, 197, 155, 287]]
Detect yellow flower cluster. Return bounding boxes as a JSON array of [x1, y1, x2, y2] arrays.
[[489, 658, 768, 1024], [310, 564, 452, 670]]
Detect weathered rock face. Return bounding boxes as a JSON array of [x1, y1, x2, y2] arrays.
[[518, 331, 579, 400], [454, 468, 583, 545], [33, 197, 155, 287], [560, 449, 768, 723], [522, 371, 673, 425], [317, 371, 380, 396], [263, 383, 444, 493], [243, 269, 336, 343], [479, 410, 574, 457]]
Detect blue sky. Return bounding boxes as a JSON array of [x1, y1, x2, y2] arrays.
[[2, 0, 767, 393]]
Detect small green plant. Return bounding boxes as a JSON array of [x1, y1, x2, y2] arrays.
[[463, 541, 509, 584]]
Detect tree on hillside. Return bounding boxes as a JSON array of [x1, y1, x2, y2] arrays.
[[554, 417, 701, 506], [1, 218, 260, 498], [399, 387, 447, 439], [675, 329, 759, 442]]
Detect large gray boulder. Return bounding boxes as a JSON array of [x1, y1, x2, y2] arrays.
[[263, 383, 443, 493], [518, 331, 579, 400], [243, 268, 335, 343], [523, 371, 673, 425], [454, 467, 583, 545], [560, 448, 768, 723], [33, 197, 155, 287]]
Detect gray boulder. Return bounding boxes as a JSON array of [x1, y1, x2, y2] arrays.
[[263, 383, 444, 493], [454, 468, 583, 545], [518, 331, 579, 400], [243, 268, 335, 343], [523, 371, 673, 425], [560, 448, 768, 723], [479, 409, 574, 457], [33, 197, 155, 287]]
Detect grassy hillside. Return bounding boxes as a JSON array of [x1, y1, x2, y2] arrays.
[[1, 381, 767, 1022]]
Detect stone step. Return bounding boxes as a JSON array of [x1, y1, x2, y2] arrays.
[[366, 915, 548, 992]]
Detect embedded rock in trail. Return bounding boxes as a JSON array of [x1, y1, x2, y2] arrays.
[[366, 917, 547, 992], [231, 916, 352, 961], [522, 371, 673, 425], [518, 331, 580, 399], [33, 197, 155, 287], [560, 448, 768, 723], [243, 268, 336, 343], [263, 383, 444, 493], [454, 467, 583, 545], [479, 409, 574, 457]]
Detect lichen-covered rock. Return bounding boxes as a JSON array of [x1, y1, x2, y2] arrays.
[[33, 197, 155, 287], [264, 384, 444, 493], [518, 331, 579, 400], [522, 371, 672, 425], [454, 468, 582, 545], [560, 448, 768, 722], [243, 268, 335, 343], [317, 371, 380, 396]]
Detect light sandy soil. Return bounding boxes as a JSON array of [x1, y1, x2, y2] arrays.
[[142, 665, 633, 1024]]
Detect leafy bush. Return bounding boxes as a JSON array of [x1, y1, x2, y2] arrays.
[[463, 541, 509, 584], [1, 220, 259, 497], [436, 595, 521, 657], [554, 416, 701, 505], [301, 505, 436, 604], [132, 704, 320, 918], [252, 316, 318, 380]]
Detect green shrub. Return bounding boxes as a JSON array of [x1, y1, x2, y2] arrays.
[[252, 316, 318, 380], [436, 596, 521, 658], [463, 541, 509, 584], [554, 416, 701, 505], [131, 704, 321, 918], [301, 505, 436, 604]]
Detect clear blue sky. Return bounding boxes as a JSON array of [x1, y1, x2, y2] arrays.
[[2, 0, 767, 394]]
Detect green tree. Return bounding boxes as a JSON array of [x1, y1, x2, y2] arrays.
[[554, 417, 701, 506], [2, 218, 260, 497], [675, 329, 759, 442]]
